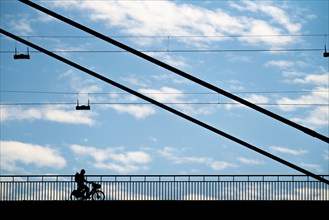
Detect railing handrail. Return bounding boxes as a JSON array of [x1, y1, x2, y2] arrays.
[[1, 174, 328, 177], [1, 174, 328, 180]]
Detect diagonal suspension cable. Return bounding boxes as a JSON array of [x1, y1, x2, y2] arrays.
[[18, 0, 329, 144], [1, 28, 328, 185]]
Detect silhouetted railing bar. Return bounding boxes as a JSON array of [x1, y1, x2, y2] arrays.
[[171, 181, 174, 200], [296, 181, 300, 200], [280, 182, 284, 200], [164, 182, 167, 200], [166, 182, 169, 200], [224, 181, 231, 200], [238, 182, 242, 200], [206, 182, 209, 200], [205, 182, 208, 200], [139, 182, 142, 200], [136, 182, 139, 200], [125, 182, 128, 200], [130, 182, 134, 200], [148, 182, 151, 200], [155, 182, 159, 200], [142, 182, 145, 200]]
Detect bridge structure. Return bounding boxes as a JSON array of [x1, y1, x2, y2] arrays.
[[1, 1, 328, 215], [1, 174, 328, 216], [1, 174, 328, 201], [1, 0, 329, 186]]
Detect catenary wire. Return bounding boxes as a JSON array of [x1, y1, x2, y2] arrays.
[[6, 33, 328, 38], [1, 89, 328, 95], [1, 49, 324, 53], [0, 102, 327, 106]]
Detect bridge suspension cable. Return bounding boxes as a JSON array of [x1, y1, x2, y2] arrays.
[[18, 0, 329, 144], [1, 28, 328, 185]]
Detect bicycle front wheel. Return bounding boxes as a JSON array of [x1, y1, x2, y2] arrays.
[[91, 190, 105, 201]]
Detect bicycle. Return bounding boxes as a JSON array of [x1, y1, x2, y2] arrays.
[[70, 181, 105, 201]]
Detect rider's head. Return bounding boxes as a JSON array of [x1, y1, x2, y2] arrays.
[[81, 169, 85, 174]]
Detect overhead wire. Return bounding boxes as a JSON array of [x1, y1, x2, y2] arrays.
[[1, 90, 328, 107], [2, 28, 329, 185], [1, 89, 328, 95], [1, 89, 328, 106], [13, 0, 329, 1], [0, 48, 324, 53], [0, 102, 327, 106], [11, 0, 329, 145], [3, 0, 329, 144], [6, 33, 329, 38], [1, 34, 327, 54], [1, 0, 326, 179]]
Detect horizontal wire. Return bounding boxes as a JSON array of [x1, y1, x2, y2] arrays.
[[2, 34, 326, 53], [1, 49, 324, 53], [4, 34, 327, 39], [0, 102, 327, 106], [3, 0, 328, 2], [1, 89, 328, 95]]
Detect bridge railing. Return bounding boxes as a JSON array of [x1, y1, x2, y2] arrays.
[[0, 174, 328, 201]]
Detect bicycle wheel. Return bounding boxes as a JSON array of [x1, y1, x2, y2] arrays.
[[91, 190, 105, 201]]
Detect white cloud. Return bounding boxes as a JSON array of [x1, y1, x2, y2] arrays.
[[103, 86, 216, 118], [58, 69, 103, 94], [49, 0, 303, 48], [291, 73, 329, 85], [94, 162, 145, 174], [122, 76, 150, 88], [291, 106, 329, 129], [110, 104, 155, 119], [237, 157, 265, 165], [225, 94, 269, 110], [95, 87, 156, 119], [265, 60, 300, 69], [0, 106, 42, 121], [112, 151, 151, 164], [266, 60, 294, 68], [276, 89, 328, 112], [282, 71, 305, 78], [269, 146, 307, 156], [150, 53, 189, 69], [9, 17, 33, 35], [324, 150, 329, 161], [229, 1, 302, 45], [140, 87, 184, 103], [158, 146, 236, 171], [208, 161, 236, 171], [247, 94, 269, 104], [44, 108, 96, 125], [300, 162, 323, 174], [70, 144, 152, 174], [0, 106, 97, 126], [234, 1, 301, 33], [1, 141, 66, 172], [148, 136, 158, 142], [274, 72, 328, 128], [139, 86, 217, 116]]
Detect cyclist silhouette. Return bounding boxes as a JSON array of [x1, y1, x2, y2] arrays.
[[75, 169, 90, 197]]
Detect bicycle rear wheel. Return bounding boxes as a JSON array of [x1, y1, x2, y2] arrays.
[[91, 190, 105, 201]]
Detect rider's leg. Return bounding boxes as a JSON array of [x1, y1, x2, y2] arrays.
[[84, 185, 90, 197]]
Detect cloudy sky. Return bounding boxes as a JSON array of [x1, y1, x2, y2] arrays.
[[0, 0, 328, 177]]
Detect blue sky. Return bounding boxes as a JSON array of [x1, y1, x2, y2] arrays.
[[0, 0, 328, 177]]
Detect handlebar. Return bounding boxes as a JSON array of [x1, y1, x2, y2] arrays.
[[87, 181, 101, 189]]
